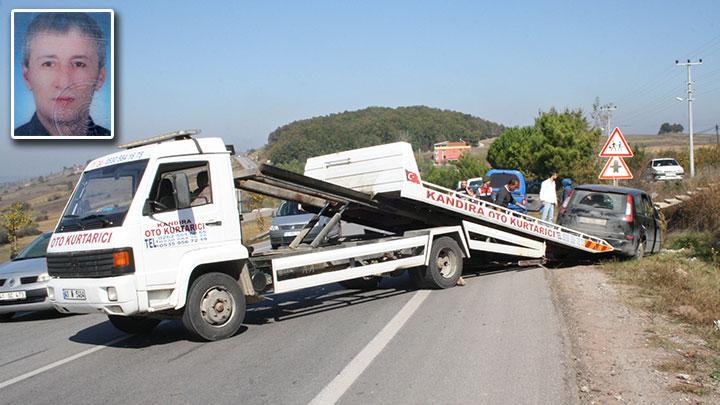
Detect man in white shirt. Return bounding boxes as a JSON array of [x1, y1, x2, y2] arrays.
[[540, 173, 558, 223]]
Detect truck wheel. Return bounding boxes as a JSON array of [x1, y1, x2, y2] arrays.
[[339, 276, 380, 290], [422, 237, 463, 289], [0, 312, 15, 321], [182, 272, 246, 341], [108, 315, 160, 334]]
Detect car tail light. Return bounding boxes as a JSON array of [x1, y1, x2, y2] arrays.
[[624, 194, 634, 223]]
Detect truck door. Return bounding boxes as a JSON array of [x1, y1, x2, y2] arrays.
[[140, 157, 228, 288]]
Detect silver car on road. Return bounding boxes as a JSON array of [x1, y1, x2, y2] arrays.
[[0, 232, 54, 320]]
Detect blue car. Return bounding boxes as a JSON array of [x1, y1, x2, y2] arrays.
[[486, 169, 527, 213]]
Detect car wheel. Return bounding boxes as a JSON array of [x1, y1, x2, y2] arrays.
[[182, 272, 246, 341], [0, 312, 15, 321], [108, 315, 160, 334]]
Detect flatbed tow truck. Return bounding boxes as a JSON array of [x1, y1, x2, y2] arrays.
[[47, 131, 612, 341]]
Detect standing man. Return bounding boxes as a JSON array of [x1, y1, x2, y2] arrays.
[[561, 178, 574, 205], [494, 179, 518, 209], [539, 173, 558, 222], [15, 12, 110, 137]]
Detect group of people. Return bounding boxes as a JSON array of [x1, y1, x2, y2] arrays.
[[456, 178, 521, 209], [456, 174, 574, 223]]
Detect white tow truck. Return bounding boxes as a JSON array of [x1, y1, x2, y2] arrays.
[[47, 131, 613, 341]]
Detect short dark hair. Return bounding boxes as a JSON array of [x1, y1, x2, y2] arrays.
[[507, 179, 518, 186], [22, 12, 106, 68]]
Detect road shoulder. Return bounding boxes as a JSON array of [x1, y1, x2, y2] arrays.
[[549, 264, 719, 403]]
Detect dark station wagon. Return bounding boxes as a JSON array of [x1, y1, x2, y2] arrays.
[[557, 185, 663, 258]]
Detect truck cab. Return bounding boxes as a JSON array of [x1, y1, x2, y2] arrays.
[[47, 132, 249, 339]]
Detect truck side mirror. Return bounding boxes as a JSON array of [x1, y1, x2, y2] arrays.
[[173, 173, 191, 209]]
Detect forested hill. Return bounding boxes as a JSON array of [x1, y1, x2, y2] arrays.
[[265, 106, 505, 169]]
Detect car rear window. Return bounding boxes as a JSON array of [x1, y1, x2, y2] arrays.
[[653, 159, 680, 167], [571, 190, 626, 212], [489, 173, 519, 188]]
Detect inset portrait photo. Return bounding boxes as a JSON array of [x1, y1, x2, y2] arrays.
[[11, 9, 114, 139]]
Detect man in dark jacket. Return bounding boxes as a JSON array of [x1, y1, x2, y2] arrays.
[[495, 179, 518, 208]]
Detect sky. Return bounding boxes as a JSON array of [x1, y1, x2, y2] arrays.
[[1, 0, 719, 181]]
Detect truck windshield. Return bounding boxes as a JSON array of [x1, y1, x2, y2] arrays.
[[56, 159, 149, 233]]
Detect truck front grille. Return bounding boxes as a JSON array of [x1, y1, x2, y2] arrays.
[[47, 248, 134, 278]]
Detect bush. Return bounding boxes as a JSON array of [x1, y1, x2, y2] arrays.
[[668, 232, 720, 264], [34, 214, 49, 222], [16, 225, 41, 238], [665, 185, 720, 233]]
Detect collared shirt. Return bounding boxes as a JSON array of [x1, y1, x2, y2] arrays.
[[15, 113, 110, 137], [539, 178, 557, 205]]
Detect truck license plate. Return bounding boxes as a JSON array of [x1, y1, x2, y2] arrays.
[[0, 291, 26, 301], [63, 289, 86, 300]]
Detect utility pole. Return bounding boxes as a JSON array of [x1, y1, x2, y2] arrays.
[[676, 59, 702, 177], [599, 104, 618, 136], [599, 104, 618, 185], [716, 124, 718, 145]]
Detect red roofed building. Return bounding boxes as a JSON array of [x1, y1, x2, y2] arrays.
[[433, 141, 471, 165]]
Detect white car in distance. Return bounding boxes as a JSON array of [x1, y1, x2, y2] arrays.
[[646, 158, 684, 181]]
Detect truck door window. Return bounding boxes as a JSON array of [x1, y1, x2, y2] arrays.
[[150, 162, 212, 212]]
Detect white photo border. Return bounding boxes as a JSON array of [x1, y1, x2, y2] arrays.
[[10, 8, 114, 140]]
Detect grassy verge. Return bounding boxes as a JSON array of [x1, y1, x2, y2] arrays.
[[604, 249, 720, 351], [602, 235, 720, 387]]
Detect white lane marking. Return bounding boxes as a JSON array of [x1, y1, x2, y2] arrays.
[[0, 335, 130, 390], [309, 290, 431, 405]]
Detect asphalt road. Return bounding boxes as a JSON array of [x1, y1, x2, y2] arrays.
[[0, 266, 575, 404]]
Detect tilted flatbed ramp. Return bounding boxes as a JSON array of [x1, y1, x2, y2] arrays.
[[235, 142, 613, 256]]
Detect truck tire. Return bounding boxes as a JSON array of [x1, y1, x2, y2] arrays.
[[339, 276, 380, 290], [108, 315, 160, 334], [182, 272, 246, 341], [0, 312, 15, 321], [422, 236, 463, 289]]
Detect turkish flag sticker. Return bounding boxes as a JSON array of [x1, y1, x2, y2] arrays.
[[405, 170, 420, 184]]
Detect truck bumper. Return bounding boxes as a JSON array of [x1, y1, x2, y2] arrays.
[[48, 275, 140, 316]]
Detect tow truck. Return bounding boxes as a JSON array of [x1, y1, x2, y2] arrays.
[[47, 131, 612, 341]]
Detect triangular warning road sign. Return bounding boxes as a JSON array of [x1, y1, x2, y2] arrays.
[[599, 156, 633, 179], [599, 127, 633, 157]]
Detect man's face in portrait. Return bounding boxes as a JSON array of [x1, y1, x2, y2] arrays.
[[22, 28, 105, 133]]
